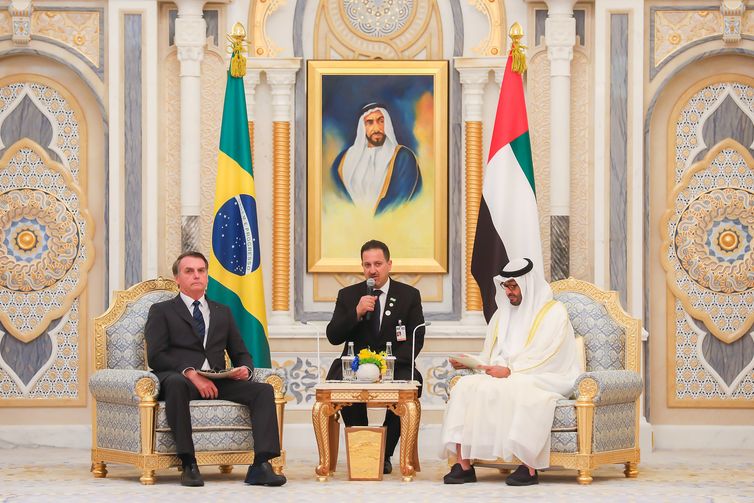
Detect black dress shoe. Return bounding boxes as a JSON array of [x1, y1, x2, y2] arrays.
[[505, 464, 539, 486], [443, 463, 477, 484], [180, 463, 204, 487], [245, 462, 287, 486], [383, 458, 392, 474]]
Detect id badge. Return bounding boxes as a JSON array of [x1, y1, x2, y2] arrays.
[[396, 322, 407, 342]]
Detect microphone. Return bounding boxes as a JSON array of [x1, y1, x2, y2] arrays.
[[411, 321, 430, 384], [365, 278, 376, 321]]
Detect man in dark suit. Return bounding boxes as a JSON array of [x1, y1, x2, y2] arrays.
[[145, 251, 286, 487], [326, 240, 425, 474]]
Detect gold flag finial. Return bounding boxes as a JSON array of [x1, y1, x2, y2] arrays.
[[227, 22, 248, 77], [508, 22, 527, 75]]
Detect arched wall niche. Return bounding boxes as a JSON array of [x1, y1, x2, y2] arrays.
[[0, 53, 105, 422], [647, 51, 754, 425]]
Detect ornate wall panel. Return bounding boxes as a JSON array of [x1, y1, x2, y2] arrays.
[[313, 0, 443, 61], [272, 352, 454, 410], [661, 77, 754, 406], [651, 8, 754, 79], [0, 78, 93, 404]]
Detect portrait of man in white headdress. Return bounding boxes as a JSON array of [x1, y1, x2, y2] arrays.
[[330, 102, 422, 216]]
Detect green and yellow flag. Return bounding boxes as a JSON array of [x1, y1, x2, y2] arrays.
[[207, 60, 270, 367]]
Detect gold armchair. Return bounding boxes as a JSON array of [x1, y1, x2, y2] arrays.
[[89, 278, 287, 484], [447, 278, 642, 484]]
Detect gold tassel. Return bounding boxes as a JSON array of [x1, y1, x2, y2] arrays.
[[508, 22, 527, 75], [227, 22, 248, 78]]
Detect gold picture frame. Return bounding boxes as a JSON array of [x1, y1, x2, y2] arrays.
[[307, 60, 448, 273]]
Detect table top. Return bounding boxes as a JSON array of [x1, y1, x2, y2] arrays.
[[315, 380, 420, 391]]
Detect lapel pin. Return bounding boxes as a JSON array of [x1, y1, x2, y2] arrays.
[[385, 310, 391, 317]]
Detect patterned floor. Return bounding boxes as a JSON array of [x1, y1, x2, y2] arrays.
[[1, 448, 753, 502]]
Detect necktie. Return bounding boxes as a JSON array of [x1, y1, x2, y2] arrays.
[[192, 300, 205, 343], [371, 289, 382, 337]]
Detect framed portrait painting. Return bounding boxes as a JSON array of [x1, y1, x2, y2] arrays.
[[307, 60, 448, 273]]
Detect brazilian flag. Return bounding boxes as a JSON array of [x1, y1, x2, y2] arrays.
[[207, 65, 270, 367]]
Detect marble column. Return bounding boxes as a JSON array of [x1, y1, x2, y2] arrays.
[[545, 0, 577, 280], [262, 60, 300, 323], [455, 58, 504, 317], [173, 0, 207, 252]]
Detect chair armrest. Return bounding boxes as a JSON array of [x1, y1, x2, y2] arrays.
[[252, 367, 287, 395], [574, 370, 643, 405], [89, 369, 159, 405], [446, 368, 475, 394]]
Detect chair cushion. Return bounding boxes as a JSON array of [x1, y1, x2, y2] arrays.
[[551, 431, 578, 453], [552, 399, 577, 431], [155, 430, 253, 453], [155, 400, 252, 431]]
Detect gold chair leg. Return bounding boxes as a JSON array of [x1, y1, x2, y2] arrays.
[[577, 469, 593, 485], [91, 462, 107, 478], [498, 468, 511, 475], [219, 465, 233, 474], [624, 461, 638, 478], [140, 469, 156, 485]]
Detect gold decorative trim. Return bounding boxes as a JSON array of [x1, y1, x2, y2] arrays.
[[465, 120, 483, 311], [93, 278, 178, 370], [660, 137, 754, 344], [249, 0, 285, 57], [469, 0, 507, 56], [272, 121, 290, 311]]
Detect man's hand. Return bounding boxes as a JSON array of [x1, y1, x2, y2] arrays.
[[449, 358, 468, 370], [479, 365, 511, 378], [185, 369, 218, 398], [356, 294, 377, 319], [228, 366, 250, 381]]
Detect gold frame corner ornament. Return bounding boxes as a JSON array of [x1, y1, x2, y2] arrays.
[[469, 0, 507, 56], [306, 59, 449, 274]]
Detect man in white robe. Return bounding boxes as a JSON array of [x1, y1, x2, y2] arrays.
[[440, 258, 581, 485]]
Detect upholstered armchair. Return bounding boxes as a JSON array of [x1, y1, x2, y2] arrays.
[[446, 278, 642, 484], [89, 278, 287, 485]]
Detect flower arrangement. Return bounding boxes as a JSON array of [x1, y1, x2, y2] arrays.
[[351, 348, 387, 375]]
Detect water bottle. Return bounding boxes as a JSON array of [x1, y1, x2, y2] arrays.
[[384, 341, 396, 382], [342, 341, 355, 381]]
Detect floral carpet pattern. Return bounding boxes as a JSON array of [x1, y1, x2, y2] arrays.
[[1, 447, 753, 502]]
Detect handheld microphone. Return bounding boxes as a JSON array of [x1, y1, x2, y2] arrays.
[[411, 321, 431, 384], [365, 278, 376, 321]]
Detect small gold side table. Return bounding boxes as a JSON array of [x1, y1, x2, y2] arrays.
[[312, 382, 421, 482]]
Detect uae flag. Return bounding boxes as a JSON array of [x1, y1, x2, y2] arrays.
[[470, 53, 544, 322]]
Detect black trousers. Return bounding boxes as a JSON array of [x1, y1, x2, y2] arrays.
[[339, 405, 401, 458], [158, 372, 281, 463]]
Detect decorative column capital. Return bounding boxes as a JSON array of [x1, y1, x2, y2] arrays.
[[244, 69, 262, 121], [9, 0, 32, 45], [545, 0, 577, 77], [250, 58, 301, 122], [721, 0, 746, 43], [455, 57, 504, 122], [174, 2, 207, 77]]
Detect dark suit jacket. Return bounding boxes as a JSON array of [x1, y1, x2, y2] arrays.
[[145, 294, 254, 380], [325, 279, 425, 388]]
